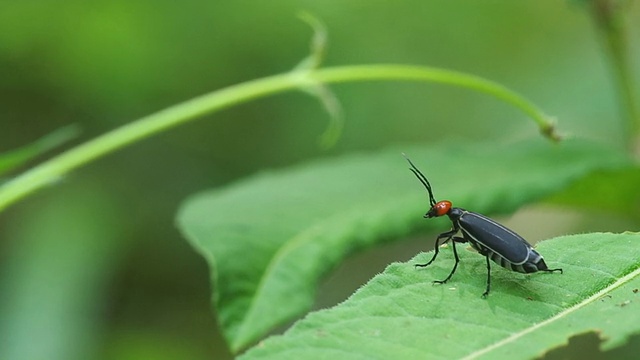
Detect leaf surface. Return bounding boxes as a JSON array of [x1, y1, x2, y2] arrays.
[[240, 233, 640, 359], [176, 140, 630, 352]]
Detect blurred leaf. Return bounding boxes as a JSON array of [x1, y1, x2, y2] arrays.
[[548, 167, 640, 218], [541, 330, 640, 360], [239, 232, 640, 359], [176, 140, 630, 353], [0, 125, 80, 176]]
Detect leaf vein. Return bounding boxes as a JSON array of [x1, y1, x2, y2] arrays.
[[460, 262, 640, 359]]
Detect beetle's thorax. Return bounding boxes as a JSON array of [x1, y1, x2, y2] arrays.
[[446, 207, 465, 222]]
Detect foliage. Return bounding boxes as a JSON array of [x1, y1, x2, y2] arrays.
[[239, 233, 640, 359], [0, 2, 638, 360], [177, 140, 631, 353]]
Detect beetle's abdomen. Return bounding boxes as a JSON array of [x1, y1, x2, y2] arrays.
[[458, 211, 548, 274], [479, 244, 548, 273]]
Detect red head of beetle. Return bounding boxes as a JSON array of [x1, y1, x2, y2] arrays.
[[426, 200, 451, 218]]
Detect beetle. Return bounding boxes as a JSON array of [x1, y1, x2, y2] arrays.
[[404, 155, 563, 297]]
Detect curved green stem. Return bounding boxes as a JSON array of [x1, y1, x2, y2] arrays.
[[0, 64, 558, 212], [590, 0, 640, 152]]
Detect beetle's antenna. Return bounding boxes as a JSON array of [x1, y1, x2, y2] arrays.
[[402, 153, 437, 207]]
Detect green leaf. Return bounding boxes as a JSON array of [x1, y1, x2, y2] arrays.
[[176, 140, 630, 353], [0, 125, 80, 176], [239, 233, 640, 359], [548, 167, 640, 217]]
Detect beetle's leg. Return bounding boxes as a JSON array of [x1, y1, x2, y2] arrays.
[[451, 236, 467, 243], [536, 258, 563, 274], [481, 256, 491, 298], [433, 233, 462, 284], [415, 228, 457, 268], [544, 268, 563, 274]]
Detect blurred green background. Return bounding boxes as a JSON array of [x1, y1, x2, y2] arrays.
[[0, 1, 638, 359]]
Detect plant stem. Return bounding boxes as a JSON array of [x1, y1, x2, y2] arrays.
[[0, 64, 557, 212], [590, 0, 640, 152]]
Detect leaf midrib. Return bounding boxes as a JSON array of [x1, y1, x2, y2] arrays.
[[231, 207, 367, 351], [461, 262, 640, 359]]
